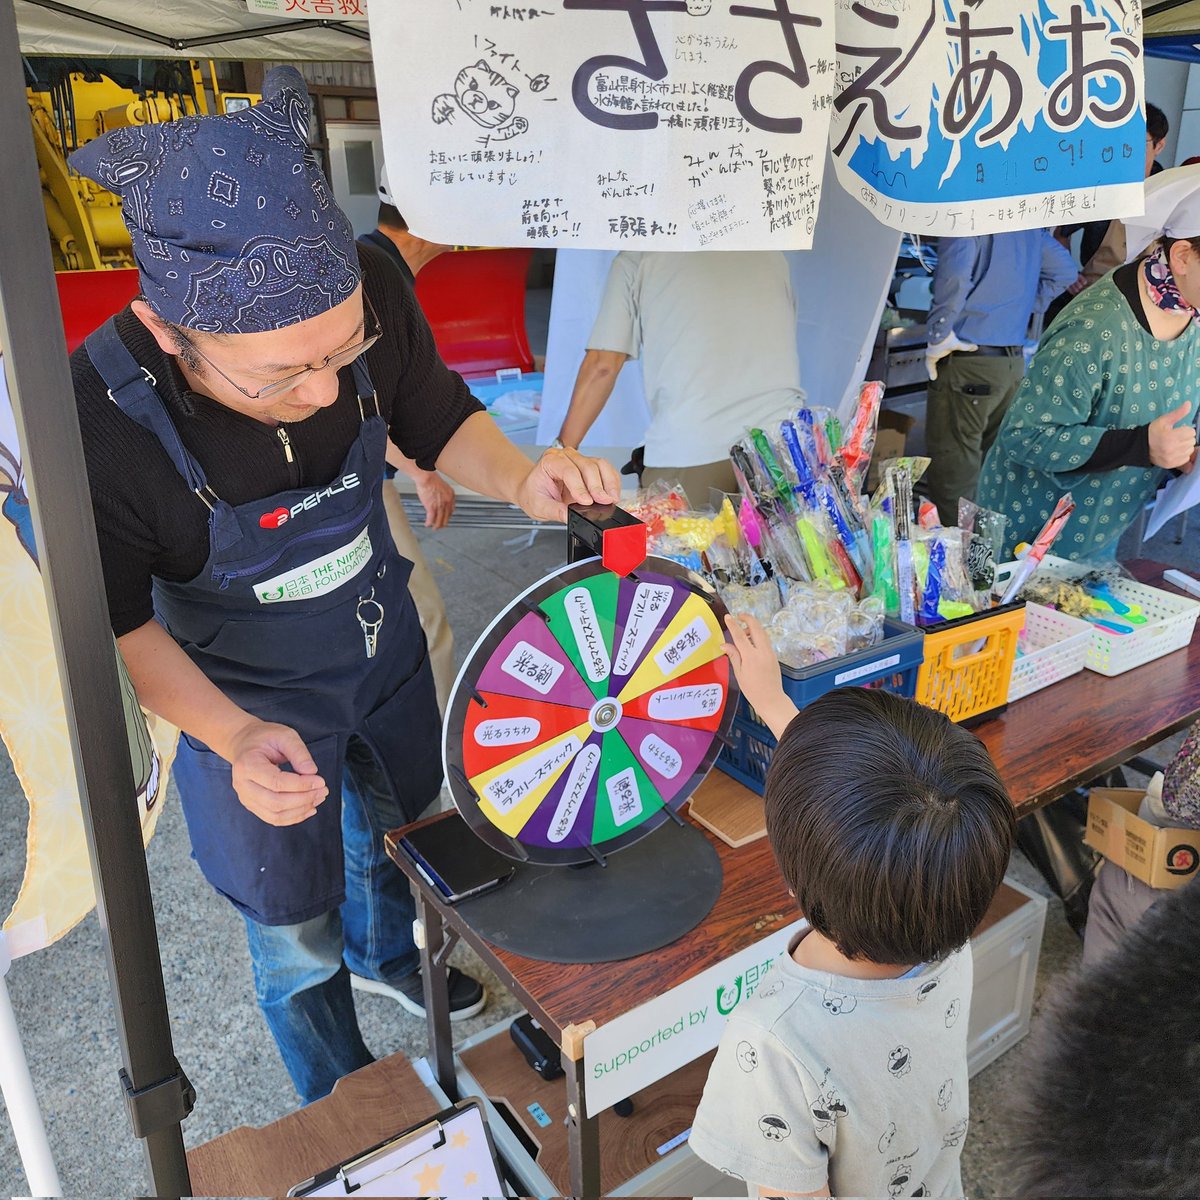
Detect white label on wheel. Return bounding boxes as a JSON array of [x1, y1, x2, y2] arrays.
[[640, 734, 683, 779], [473, 718, 542, 748], [566, 587, 611, 683], [483, 735, 583, 813], [614, 583, 676, 675], [548, 743, 602, 843], [654, 616, 711, 675], [500, 641, 564, 695], [607, 767, 643, 827], [647, 683, 724, 721]]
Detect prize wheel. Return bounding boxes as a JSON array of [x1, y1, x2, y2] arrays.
[[444, 556, 738, 866]]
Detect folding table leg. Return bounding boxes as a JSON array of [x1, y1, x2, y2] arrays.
[[414, 885, 458, 1101], [562, 1021, 601, 1198]]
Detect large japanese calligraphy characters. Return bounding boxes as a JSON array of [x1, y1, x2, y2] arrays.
[[831, 0, 1145, 235], [443, 558, 737, 865], [371, 1, 1145, 244], [372, 0, 837, 250]]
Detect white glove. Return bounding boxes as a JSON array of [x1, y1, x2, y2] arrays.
[[926, 332, 978, 381]]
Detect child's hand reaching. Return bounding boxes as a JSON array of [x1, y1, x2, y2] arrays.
[[723, 613, 798, 741]]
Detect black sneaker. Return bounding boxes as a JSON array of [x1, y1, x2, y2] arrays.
[[350, 968, 486, 1021]]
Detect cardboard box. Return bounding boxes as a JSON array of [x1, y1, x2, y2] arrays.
[[1085, 788, 1200, 889], [866, 409, 916, 494]]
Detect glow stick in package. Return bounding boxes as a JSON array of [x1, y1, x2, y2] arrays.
[[838, 380, 884, 495], [1000, 493, 1076, 604]]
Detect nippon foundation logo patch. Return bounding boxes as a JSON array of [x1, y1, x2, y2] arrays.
[[258, 473, 361, 530]]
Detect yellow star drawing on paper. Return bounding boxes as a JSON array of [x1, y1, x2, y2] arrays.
[[413, 1160, 445, 1194], [450, 1130, 471, 1149], [463, 1171, 479, 1187]]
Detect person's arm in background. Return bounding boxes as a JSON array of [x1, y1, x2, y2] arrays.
[[1035, 230, 1083, 315], [925, 237, 979, 378], [385, 441, 455, 530], [557, 349, 629, 449], [557, 253, 640, 448]]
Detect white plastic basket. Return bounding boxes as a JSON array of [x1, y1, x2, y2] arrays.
[[1008, 603, 1093, 701], [995, 556, 1200, 678]]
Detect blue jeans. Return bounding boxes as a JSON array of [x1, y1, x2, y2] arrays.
[[241, 735, 421, 1104]]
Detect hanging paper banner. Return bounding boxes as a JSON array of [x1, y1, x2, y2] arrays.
[[0, 358, 177, 958], [831, 0, 1145, 235], [246, 0, 370, 19], [370, 0, 836, 250]]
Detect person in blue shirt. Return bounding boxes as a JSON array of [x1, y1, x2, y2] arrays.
[[922, 232, 1077, 524]]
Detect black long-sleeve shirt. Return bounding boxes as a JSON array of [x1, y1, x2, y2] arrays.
[[73, 242, 482, 636]]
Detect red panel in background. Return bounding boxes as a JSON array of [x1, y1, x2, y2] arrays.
[[414, 248, 535, 378], [55, 249, 535, 378], [56, 269, 140, 354]]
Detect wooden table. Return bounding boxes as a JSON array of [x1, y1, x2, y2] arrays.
[[386, 557, 1200, 1197], [978, 559, 1200, 813], [186, 1054, 434, 1198]]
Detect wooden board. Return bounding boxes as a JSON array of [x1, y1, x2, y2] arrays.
[[687, 772, 767, 847], [460, 1030, 714, 1196], [187, 1054, 435, 1198]]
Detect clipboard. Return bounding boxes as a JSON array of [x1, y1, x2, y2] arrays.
[[287, 1097, 505, 1198]]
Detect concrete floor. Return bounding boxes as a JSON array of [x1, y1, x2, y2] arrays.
[[1, 485, 1197, 1197]]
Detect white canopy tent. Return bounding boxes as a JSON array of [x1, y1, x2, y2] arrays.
[[14, 0, 371, 58]]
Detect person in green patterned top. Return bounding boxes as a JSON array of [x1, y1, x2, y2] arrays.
[[979, 165, 1200, 560]]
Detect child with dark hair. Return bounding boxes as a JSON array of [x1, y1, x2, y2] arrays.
[[689, 614, 1016, 1198]]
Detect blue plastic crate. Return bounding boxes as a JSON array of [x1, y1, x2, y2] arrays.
[[716, 619, 925, 795]]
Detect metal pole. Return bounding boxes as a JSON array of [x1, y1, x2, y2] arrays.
[[0, 935, 62, 1197], [0, 2, 193, 1193]]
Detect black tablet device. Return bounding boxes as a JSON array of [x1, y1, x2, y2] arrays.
[[399, 812, 515, 903]]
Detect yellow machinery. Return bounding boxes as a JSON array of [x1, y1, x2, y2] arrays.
[[27, 59, 257, 271]]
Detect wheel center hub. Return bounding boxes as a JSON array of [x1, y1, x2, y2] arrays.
[[589, 698, 623, 732]]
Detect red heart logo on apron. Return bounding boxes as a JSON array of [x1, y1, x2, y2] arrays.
[[259, 507, 290, 529]]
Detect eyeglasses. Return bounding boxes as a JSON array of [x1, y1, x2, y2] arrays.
[[181, 291, 383, 402]]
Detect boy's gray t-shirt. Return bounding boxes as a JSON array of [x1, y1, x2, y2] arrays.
[[690, 932, 972, 1198]]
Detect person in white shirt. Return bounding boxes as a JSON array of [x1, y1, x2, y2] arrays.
[[556, 251, 805, 499]]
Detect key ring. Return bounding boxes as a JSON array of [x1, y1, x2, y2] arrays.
[[356, 587, 384, 625]]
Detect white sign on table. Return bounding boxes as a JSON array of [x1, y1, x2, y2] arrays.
[[582, 920, 803, 1116], [371, 1, 836, 250]]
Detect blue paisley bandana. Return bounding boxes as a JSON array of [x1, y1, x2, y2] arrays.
[[69, 67, 359, 334]]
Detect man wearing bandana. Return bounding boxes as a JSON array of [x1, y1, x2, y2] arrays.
[[67, 67, 620, 1104], [980, 165, 1200, 561]]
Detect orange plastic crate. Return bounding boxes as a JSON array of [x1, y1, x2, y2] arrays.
[[915, 603, 1026, 724]]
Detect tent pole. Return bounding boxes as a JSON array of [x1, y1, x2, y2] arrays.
[[0, 1, 193, 1195], [0, 936, 62, 1197]]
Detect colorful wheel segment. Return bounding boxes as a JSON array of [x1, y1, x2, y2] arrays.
[[444, 557, 738, 865]]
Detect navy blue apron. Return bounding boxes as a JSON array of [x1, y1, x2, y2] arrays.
[[85, 319, 443, 925]]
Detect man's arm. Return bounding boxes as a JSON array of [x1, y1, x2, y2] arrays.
[[1035, 230, 1083, 314], [119, 620, 327, 825], [925, 236, 978, 346], [435, 409, 621, 521], [385, 441, 455, 530], [557, 348, 629, 449]]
